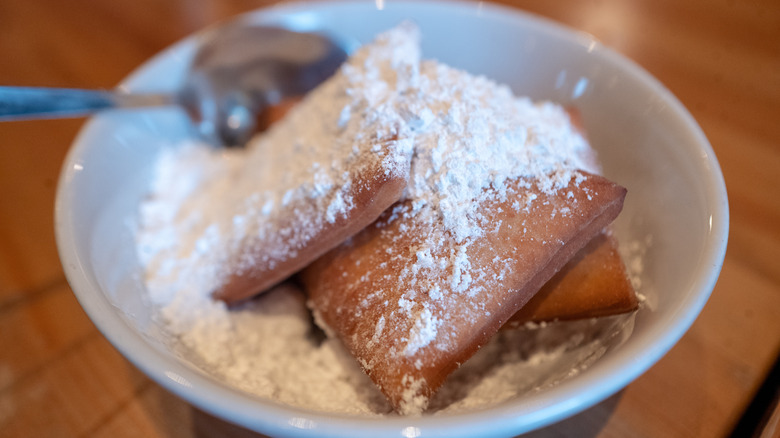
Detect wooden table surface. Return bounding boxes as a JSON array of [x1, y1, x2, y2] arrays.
[[1, 1, 778, 437]]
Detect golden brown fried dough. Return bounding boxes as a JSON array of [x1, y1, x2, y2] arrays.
[[506, 230, 638, 327], [302, 171, 626, 413]]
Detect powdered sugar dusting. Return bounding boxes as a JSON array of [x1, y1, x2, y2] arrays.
[[403, 304, 442, 357], [403, 60, 597, 243]]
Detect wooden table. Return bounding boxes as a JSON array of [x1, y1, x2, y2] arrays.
[[1, 1, 778, 436]]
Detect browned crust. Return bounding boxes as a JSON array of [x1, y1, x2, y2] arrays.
[[505, 230, 638, 327], [302, 171, 626, 412], [213, 145, 410, 304]]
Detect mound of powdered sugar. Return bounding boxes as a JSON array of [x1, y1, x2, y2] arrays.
[[135, 23, 637, 415], [402, 59, 597, 243]]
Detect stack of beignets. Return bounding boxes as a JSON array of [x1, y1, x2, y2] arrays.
[[214, 23, 637, 414]]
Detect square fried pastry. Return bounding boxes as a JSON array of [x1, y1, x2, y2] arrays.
[[209, 24, 423, 303], [505, 230, 638, 327], [302, 171, 626, 414]]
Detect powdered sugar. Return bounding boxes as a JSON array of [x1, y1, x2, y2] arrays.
[[403, 304, 442, 357], [402, 61, 597, 243]]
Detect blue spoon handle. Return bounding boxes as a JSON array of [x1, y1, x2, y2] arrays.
[[0, 86, 171, 120]]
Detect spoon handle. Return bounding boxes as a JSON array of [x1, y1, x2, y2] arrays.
[[0, 86, 172, 120]]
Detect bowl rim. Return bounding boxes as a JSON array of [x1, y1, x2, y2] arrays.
[[55, 1, 729, 436]]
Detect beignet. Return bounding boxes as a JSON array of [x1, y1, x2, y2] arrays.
[[302, 172, 626, 414], [212, 24, 423, 303], [506, 230, 638, 327]]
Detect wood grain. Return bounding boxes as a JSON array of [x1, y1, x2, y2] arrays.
[[0, 0, 778, 436]]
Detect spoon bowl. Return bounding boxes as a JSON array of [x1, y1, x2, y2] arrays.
[[179, 24, 348, 146]]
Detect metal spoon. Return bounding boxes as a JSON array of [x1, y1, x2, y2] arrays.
[[0, 23, 347, 147]]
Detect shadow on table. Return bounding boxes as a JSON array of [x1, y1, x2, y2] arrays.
[[192, 410, 271, 438]]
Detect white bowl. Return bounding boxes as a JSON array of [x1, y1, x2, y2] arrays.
[[55, 1, 728, 436]]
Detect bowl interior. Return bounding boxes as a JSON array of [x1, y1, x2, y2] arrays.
[[55, 1, 728, 437]]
